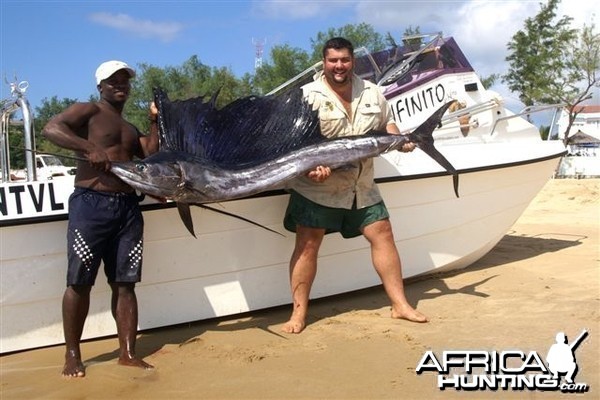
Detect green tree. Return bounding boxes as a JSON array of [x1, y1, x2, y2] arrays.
[[34, 96, 77, 134], [557, 23, 600, 143], [480, 73, 500, 89], [34, 96, 78, 166], [384, 32, 398, 48], [504, 0, 599, 142], [309, 23, 386, 63], [127, 56, 212, 130], [539, 125, 550, 140], [6, 121, 27, 170], [129, 56, 252, 131], [383, 26, 425, 50], [253, 44, 312, 94], [504, 0, 577, 108], [401, 26, 424, 51]]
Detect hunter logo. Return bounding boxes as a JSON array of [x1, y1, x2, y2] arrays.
[[416, 330, 589, 393]]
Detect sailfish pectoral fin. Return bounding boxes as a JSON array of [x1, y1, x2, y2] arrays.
[[198, 204, 285, 237], [176, 202, 285, 238], [177, 203, 197, 238], [408, 101, 460, 198]]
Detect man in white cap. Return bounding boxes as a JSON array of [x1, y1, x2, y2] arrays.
[[43, 60, 159, 377]]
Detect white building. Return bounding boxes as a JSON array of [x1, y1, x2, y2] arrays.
[[554, 105, 600, 177]]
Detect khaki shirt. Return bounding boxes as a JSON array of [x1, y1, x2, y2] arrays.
[[287, 72, 396, 209]]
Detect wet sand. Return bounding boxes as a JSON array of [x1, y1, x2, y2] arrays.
[[1, 178, 598, 399]]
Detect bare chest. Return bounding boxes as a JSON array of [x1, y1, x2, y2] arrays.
[[88, 114, 139, 157], [340, 98, 352, 120]]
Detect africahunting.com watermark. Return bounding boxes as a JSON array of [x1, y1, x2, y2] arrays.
[[416, 330, 589, 393]]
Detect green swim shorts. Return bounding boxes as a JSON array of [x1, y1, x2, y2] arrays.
[[283, 191, 389, 238]]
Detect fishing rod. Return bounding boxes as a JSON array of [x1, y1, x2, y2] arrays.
[[21, 147, 86, 162]]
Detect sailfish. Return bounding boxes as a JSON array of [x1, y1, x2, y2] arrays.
[[111, 88, 459, 237]]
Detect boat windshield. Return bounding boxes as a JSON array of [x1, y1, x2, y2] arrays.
[[355, 34, 473, 87]]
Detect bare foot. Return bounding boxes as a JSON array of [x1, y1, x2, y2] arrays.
[[391, 303, 429, 323], [62, 354, 85, 378], [118, 356, 154, 369], [281, 315, 306, 334]]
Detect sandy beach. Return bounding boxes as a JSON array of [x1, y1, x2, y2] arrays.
[[1, 178, 598, 400]]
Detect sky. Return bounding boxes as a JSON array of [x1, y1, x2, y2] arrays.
[[1, 0, 598, 126]]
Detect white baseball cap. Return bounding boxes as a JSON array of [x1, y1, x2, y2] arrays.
[[95, 60, 136, 85]]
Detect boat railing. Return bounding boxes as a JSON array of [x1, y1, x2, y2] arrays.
[[427, 99, 566, 138], [266, 61, 323, 96], [1, 79, 36, 182], [489, 103, 566, 136], [440, 99, 499, 131]]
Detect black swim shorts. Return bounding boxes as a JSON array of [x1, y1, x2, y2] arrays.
[[66, 187, 144, 286]]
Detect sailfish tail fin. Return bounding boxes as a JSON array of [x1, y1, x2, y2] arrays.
[[406, 101, 460, 197]]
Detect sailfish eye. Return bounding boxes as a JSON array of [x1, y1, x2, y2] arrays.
[[136, 163, 147, 172]]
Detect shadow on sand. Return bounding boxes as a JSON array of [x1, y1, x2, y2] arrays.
[[87, 231, 585, 363]]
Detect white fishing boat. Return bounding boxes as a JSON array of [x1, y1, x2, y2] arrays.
[[0, 34, 566, 354]]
